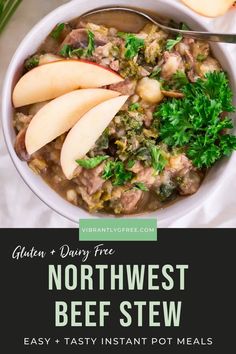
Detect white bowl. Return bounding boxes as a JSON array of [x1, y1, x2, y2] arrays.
[[2, 0, 236, 225]]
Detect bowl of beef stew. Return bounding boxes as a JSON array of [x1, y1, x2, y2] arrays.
[[2, 0, 236, 224]]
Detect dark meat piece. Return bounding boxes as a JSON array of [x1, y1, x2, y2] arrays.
[[134, 167, 160, 188], [109, 79, 136, 95], [107, 138, 118, 156], [110, 60, 120, 72], [120, 189, 143, 213], [61, 29, 108, 49], [75, 163, 105, 195], [168, 154, 192, 177], [161, 52, 184, 79], [14, 128, 30, 161]]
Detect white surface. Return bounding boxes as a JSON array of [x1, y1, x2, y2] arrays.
[[0, 0, 236, 228]]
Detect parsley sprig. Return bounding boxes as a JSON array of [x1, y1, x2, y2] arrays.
[[162, 71, 189, 91], [76, 156, 109, 169], [102, 161, 133, 186], [60, 30, 95, 58], [166, 34, 182, 51], [165, 23, 189, 51], [118, 32, 145, 59], [155, 71, 236, 168], [50, 23, 65, 40], [149, 145, 167, 172]]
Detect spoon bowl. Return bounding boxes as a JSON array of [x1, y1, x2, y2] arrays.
[[81, 6, 236, 43]]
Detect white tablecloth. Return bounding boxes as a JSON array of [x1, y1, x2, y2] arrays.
[[0, 0, 236, 227]]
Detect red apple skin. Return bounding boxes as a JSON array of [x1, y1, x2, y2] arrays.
[[74, 59, 123, 78], [21, 59, 123, 79], [13, 59, 124, 107]]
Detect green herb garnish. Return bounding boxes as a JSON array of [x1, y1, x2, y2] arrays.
[[166, 34, 182, 51], [162, 71, 189, 91], [149, 145, 167, 172], [25, 56, 39, 71], [171, 71, 189, 88], [76, 155, 109, 169], [59, 45, 83, 58], [59, 30, 95, 58], [119, 32, 145, 59], [50, 23, 65, 40], [127, 160, 135, 169], [84, 30, 95, 56], [59, 44, 72, 57], [150, 67, 161, 79], [196, 53, 207, 62], [102, 161, 133, 186], [129, 103, 140, 111], [155, 71, 236, 168], [133, 182, 149, 191], [165, 23, 189, 52], [71, 48, 84, 57], [181, 23, 189, 31]]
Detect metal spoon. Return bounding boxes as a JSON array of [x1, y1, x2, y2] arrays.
[[81, 6, 236, 43]]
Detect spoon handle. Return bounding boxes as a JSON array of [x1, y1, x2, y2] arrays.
[[159, 27, 236, 44], [82, 6, 236, 44]]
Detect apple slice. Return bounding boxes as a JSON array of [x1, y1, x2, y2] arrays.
[[61, 95, 129, 180], [181, 0, 234, 17], [13, 60, 124, 107], [25, 89, 120, 155]]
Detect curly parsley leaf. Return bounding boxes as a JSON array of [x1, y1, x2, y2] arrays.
[[149, 145, 167, 172], [155, 71, 236, 168], [102, 161, 133, 186], [200, 71, 235, 113], [76, 156, 109, 169], [118, 32, 145, 59], [51, 23, 65, 40], [161, 71, 189, 91], [166, 34, 182, 51], [165, 21, 188, 50], [172, 71, 189, 88]]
